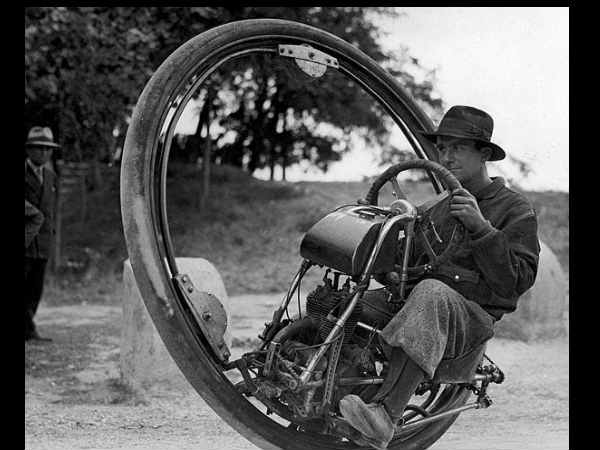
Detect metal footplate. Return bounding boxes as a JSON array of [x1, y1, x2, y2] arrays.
[[173, 274, 231, 362]]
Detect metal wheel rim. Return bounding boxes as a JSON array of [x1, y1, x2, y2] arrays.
[[129, 23, 468, 448]]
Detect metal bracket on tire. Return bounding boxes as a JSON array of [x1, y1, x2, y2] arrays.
[[173, 274, 231, 362], [278, 44, 338, 78], [278, 44, 339, 67]]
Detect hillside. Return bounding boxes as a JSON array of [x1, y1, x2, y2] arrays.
[[47, 164, 569, 304]]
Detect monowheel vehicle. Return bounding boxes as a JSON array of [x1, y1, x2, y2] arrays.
[[120, 19, 505, 450]]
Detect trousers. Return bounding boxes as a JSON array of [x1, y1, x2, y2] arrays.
[[25, 257, 47, 337], [380, 278, 495, 382]]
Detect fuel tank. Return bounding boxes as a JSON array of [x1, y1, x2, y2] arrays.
[[300, 205, 401, 277]]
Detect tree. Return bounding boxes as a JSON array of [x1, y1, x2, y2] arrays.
[[182, 7, 444, 179], [25, 7, 221, 166], [25, 7, 443, 182]]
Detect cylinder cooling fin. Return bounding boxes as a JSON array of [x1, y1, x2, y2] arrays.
[[305, 279, 362, 344]]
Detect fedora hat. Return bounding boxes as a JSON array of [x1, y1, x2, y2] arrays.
[[25, 126, 60, 148], [418, 106, 505, 161]]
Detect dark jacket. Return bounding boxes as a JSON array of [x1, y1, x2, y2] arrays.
[[25, 199, 44, 249], [25, 160, 57, 259], [412, 177, 540, 321]]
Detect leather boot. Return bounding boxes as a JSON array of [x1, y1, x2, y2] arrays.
[[339, 394, 395, 450]]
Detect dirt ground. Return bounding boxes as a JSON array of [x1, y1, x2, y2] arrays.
[[25, 301, 569, 450]]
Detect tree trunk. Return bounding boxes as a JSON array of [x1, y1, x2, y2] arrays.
[[80, 169, 87, 227], [246, 80, 269, 174], [268, 94, 284, 182], [200, 127, 211, 209], [92, 131, 107, 189], [247, 137, 261, 175], [269, 147, 275, 181], [282, 150, 287, 182], [196, 89, 213, 208]]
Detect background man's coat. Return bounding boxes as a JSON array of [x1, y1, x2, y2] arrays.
[[25, 161, 57, 259]]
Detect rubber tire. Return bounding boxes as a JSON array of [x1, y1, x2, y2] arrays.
[[121, 18, 470, 450]]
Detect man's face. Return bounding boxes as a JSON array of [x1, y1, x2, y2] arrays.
[[26, 145, 53, 166], [435, 137, 485, 184]]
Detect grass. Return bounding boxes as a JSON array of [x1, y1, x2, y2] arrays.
[[519, 189, 569, 272], [45, 163, 569, 305]]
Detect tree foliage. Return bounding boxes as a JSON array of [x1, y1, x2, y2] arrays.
[[25, 7, 443, 177]]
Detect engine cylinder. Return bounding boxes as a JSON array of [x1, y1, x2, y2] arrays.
[[306, 280, 362, 344]]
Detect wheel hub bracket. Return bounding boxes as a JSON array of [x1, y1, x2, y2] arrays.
[[173, 274, 231, 362]]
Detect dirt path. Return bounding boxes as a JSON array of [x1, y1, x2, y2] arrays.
[[25, 303, 568, 450]]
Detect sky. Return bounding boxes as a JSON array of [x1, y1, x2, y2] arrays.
[[375, 7, 569, 192], [177, 7, 569, 192]]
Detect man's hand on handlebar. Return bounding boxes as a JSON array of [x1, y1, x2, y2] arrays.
[[449, 188, 490, 235]]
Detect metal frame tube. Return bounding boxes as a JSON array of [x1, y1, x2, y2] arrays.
[[399, 402, 480, 431], [317, 373, 491, 387], [298, 213, 416, 385], [298, 288, 363, 385], [338, 377, 384, 386], [398, 220, 415, 300], [279, 259, 311, 311], [356, 321, 381, 334], [260, 260, 311, 349]]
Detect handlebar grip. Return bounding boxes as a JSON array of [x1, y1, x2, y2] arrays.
[[365, 160, 461, 205]]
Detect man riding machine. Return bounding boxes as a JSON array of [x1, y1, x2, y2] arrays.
[[336, 105, 540, 449]]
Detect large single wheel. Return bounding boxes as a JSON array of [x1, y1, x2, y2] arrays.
[[121, 19, 471, 450]]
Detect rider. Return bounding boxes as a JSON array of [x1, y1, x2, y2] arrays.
[[339, 105, 541, 450]]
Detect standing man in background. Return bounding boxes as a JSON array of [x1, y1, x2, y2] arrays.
[[25, 126, 60, 342]]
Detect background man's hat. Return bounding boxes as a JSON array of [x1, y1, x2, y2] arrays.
[[418, 105, 505, 161], [25, 126, 60, 148]]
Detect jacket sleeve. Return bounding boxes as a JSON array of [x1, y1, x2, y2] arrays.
[[468, 209, 540, 299], [25, 200, 44, 249]]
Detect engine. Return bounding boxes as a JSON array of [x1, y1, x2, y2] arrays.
[[255, 276, 394, 421], [305, 276, 362, 344]]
